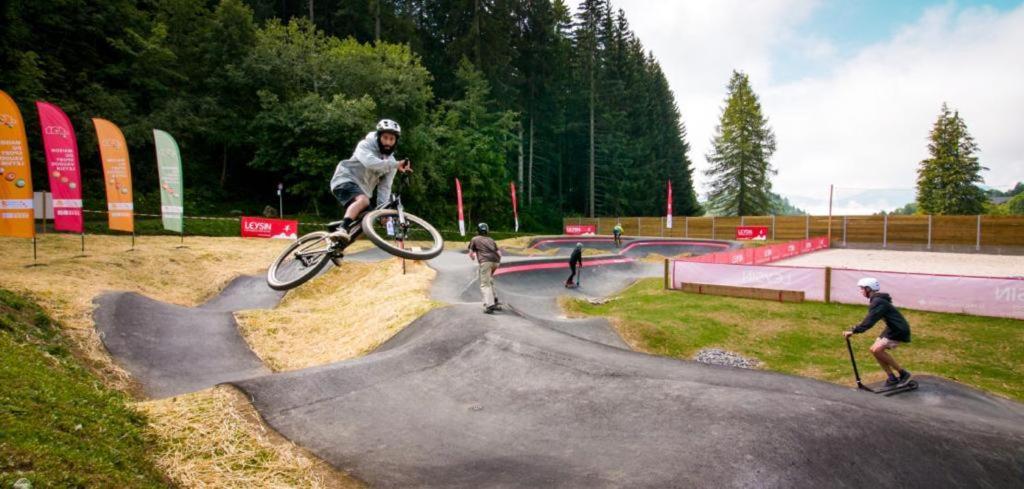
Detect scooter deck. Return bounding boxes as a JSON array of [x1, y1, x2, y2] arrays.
[[860, 379, 918, 396]]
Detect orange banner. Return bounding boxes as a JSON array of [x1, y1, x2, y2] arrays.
[[0, 90, 35, 238], [92, 118, 134, 232]]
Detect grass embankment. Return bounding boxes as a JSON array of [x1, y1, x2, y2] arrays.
[[0, 234, 379, 487], [0, 287, 167, 487], [238, 258, 441, 371], [566, 279, 1024, 401]]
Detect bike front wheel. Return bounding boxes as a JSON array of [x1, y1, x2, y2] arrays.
[[266, 231, 335, 290], [361, 209, 444, 260]]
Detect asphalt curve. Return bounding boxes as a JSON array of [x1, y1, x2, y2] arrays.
[[94, 240, 1024, 487]]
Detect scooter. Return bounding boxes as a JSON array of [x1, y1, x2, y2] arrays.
[[565, 264, 582, 289], [845, 336, 918, 396]]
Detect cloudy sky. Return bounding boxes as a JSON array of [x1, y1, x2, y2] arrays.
[[609, 0, 1024, 214]]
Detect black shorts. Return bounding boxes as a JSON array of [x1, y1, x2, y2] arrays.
[[332, 182, 367, 208]]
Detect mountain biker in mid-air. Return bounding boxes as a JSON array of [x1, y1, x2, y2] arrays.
[[327, 119, 413, 244]]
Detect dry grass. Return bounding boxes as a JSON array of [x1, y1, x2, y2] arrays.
[[0, 234, 291, 390], [237, 258, 441, 371], [137, 385, 362, 488]]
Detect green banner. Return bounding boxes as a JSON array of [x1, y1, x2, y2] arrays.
[[153, 129, 183, 233]]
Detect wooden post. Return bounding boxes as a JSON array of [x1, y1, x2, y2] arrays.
[[824, 266, 832, 304], [712, 216, 716, 240], [684, 216, 689, 238], [664, 259, 670, 290], [976, 215, 981, 251], [827, 184, 833, 246], [927, 215, 932, 250], [771, 215, 776, 240], [637, 217, 641, 237], [843, 216, 848, 246], [805, 214, 809, 239], [883, 214, 888, 248]]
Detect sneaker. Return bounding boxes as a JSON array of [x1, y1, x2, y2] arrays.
[[884, 376, 899, 387], [484, 305, 496, 314], [898, 370, 912, 384], [327, 228, 350, 243]]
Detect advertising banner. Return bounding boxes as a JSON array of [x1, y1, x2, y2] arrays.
[[510, 181, 519, 232], [92, 118, 134, 232], [241, 216, 298, 239], [736, 226, 768, 240], [36, 101, 83, 233], [0, 90, 34, 239], [153, 129, 183, 233], [672, 262, 826, 301], [666, 180, 673, 228], [455, 178, 465, 236], [564, 224, 597, 235], [830, 269, 1024, 320]]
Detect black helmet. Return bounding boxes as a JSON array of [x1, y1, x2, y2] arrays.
[[477, 222, 489, 235]]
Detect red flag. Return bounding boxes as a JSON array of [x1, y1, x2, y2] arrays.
[[510, 181, 519, 232], [455, 178, 465, 236], [666, 180, 673, 228]]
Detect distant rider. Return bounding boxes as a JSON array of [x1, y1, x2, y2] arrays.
[[565, 243, 583, 287], [468, 223, 502, 314], [843, 278, 912, 386], [327, 119, 412, 244], [613, 222, 623, 247]]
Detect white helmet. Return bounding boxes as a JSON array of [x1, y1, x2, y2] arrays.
[[376, 119, 401, 135], [857, 277, 880, 291]]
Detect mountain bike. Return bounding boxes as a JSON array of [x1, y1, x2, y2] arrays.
[[266, 177, 443, 290]]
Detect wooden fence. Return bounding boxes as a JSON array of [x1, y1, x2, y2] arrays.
[[563, 215, 1024, 251]]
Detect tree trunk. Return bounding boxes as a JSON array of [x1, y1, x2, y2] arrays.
[[517, 123, 524, 196], [308, 0, 314, 23], [220, 144, 228, 189], [375, 0, 381, 42], [528, 116, 534, 206]]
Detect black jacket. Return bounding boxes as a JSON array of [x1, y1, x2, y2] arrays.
[[851, 292, 911, 342], [569, 248, 583, 267]]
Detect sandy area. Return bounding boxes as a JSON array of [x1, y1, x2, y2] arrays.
[[773, 249, 1024, 278]]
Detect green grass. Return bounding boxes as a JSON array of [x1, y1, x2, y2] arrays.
[[567, 279, 1024, 401], [0, 288, 168, 487]]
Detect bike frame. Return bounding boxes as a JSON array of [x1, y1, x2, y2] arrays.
[[293, 193, 408, 267]]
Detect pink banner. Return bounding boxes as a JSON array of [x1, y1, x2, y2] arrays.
[[455, 178, 465, 236], [683, 237, 829, 266], [736, 226, 768, 240], [564, 224, 597, 235], [241, 216, 298, 239], [36, 101, 83, 233], [830, 269, 1024, 320], [672, 262, 826, 301], [666, 179, 673, 229]]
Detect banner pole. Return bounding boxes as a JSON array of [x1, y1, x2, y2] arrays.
[[81, 232, 85, 254], [42, 193, 47, 234], [131, 232, 135, 250], [33, 236, 37, 262], [827, 184, 834, 246]]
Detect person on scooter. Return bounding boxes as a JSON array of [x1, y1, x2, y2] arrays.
[[468, 222, 502, 314], [843, 277, 912, 386], [327, 119, 413, 243], [565, 243, 583, 287], [613, 222, 624, 248]]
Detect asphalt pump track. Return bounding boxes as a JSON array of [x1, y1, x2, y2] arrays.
[[92, 240, 1024, 488]]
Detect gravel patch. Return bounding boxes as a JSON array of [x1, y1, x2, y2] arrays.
[[772, 249, 1024, 278], [693, 348, 761, 369]]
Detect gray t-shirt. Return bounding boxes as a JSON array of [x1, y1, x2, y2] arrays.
[[468, 236, 501, 264]]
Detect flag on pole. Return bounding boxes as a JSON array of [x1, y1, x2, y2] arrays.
[[92, 118, 134, 232], [0, 90, 34, 239], [666, 179, 673, 229], [455, 178, 465, 236], [153, 129, 183, 233], [36, 101, 83, 233], [510, 181, 519, 232]]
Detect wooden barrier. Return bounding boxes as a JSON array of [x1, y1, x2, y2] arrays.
[[675, 283, 805, 303], [566, 215, 1024, 250]]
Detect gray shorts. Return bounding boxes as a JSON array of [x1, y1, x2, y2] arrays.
[[332, 182, 366, 209]]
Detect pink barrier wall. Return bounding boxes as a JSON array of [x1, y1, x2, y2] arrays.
[[672, 262, 826, 301], [683, 237, 829, 265], [830, 269, 1024, 319]]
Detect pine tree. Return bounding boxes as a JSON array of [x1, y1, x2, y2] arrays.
[[704, 70, 777, 216], [916, 103, 987, 215]]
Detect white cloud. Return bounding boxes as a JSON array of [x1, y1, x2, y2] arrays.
[[613, 1, 1024, 214]]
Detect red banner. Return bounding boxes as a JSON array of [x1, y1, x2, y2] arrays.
[[681, 236, 830, 266], [37, 101, 83, 233], [735, 226, 768, 240], [510, 181, 519, 232], [241, 217, 298, 239], [455, 178, 465, 236], [564, 224, 597, 235], [666, 179, 673, 228]]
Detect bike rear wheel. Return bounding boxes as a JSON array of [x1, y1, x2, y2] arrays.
[[266, 231, 335, 290], [361, 209, 444, 260]]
